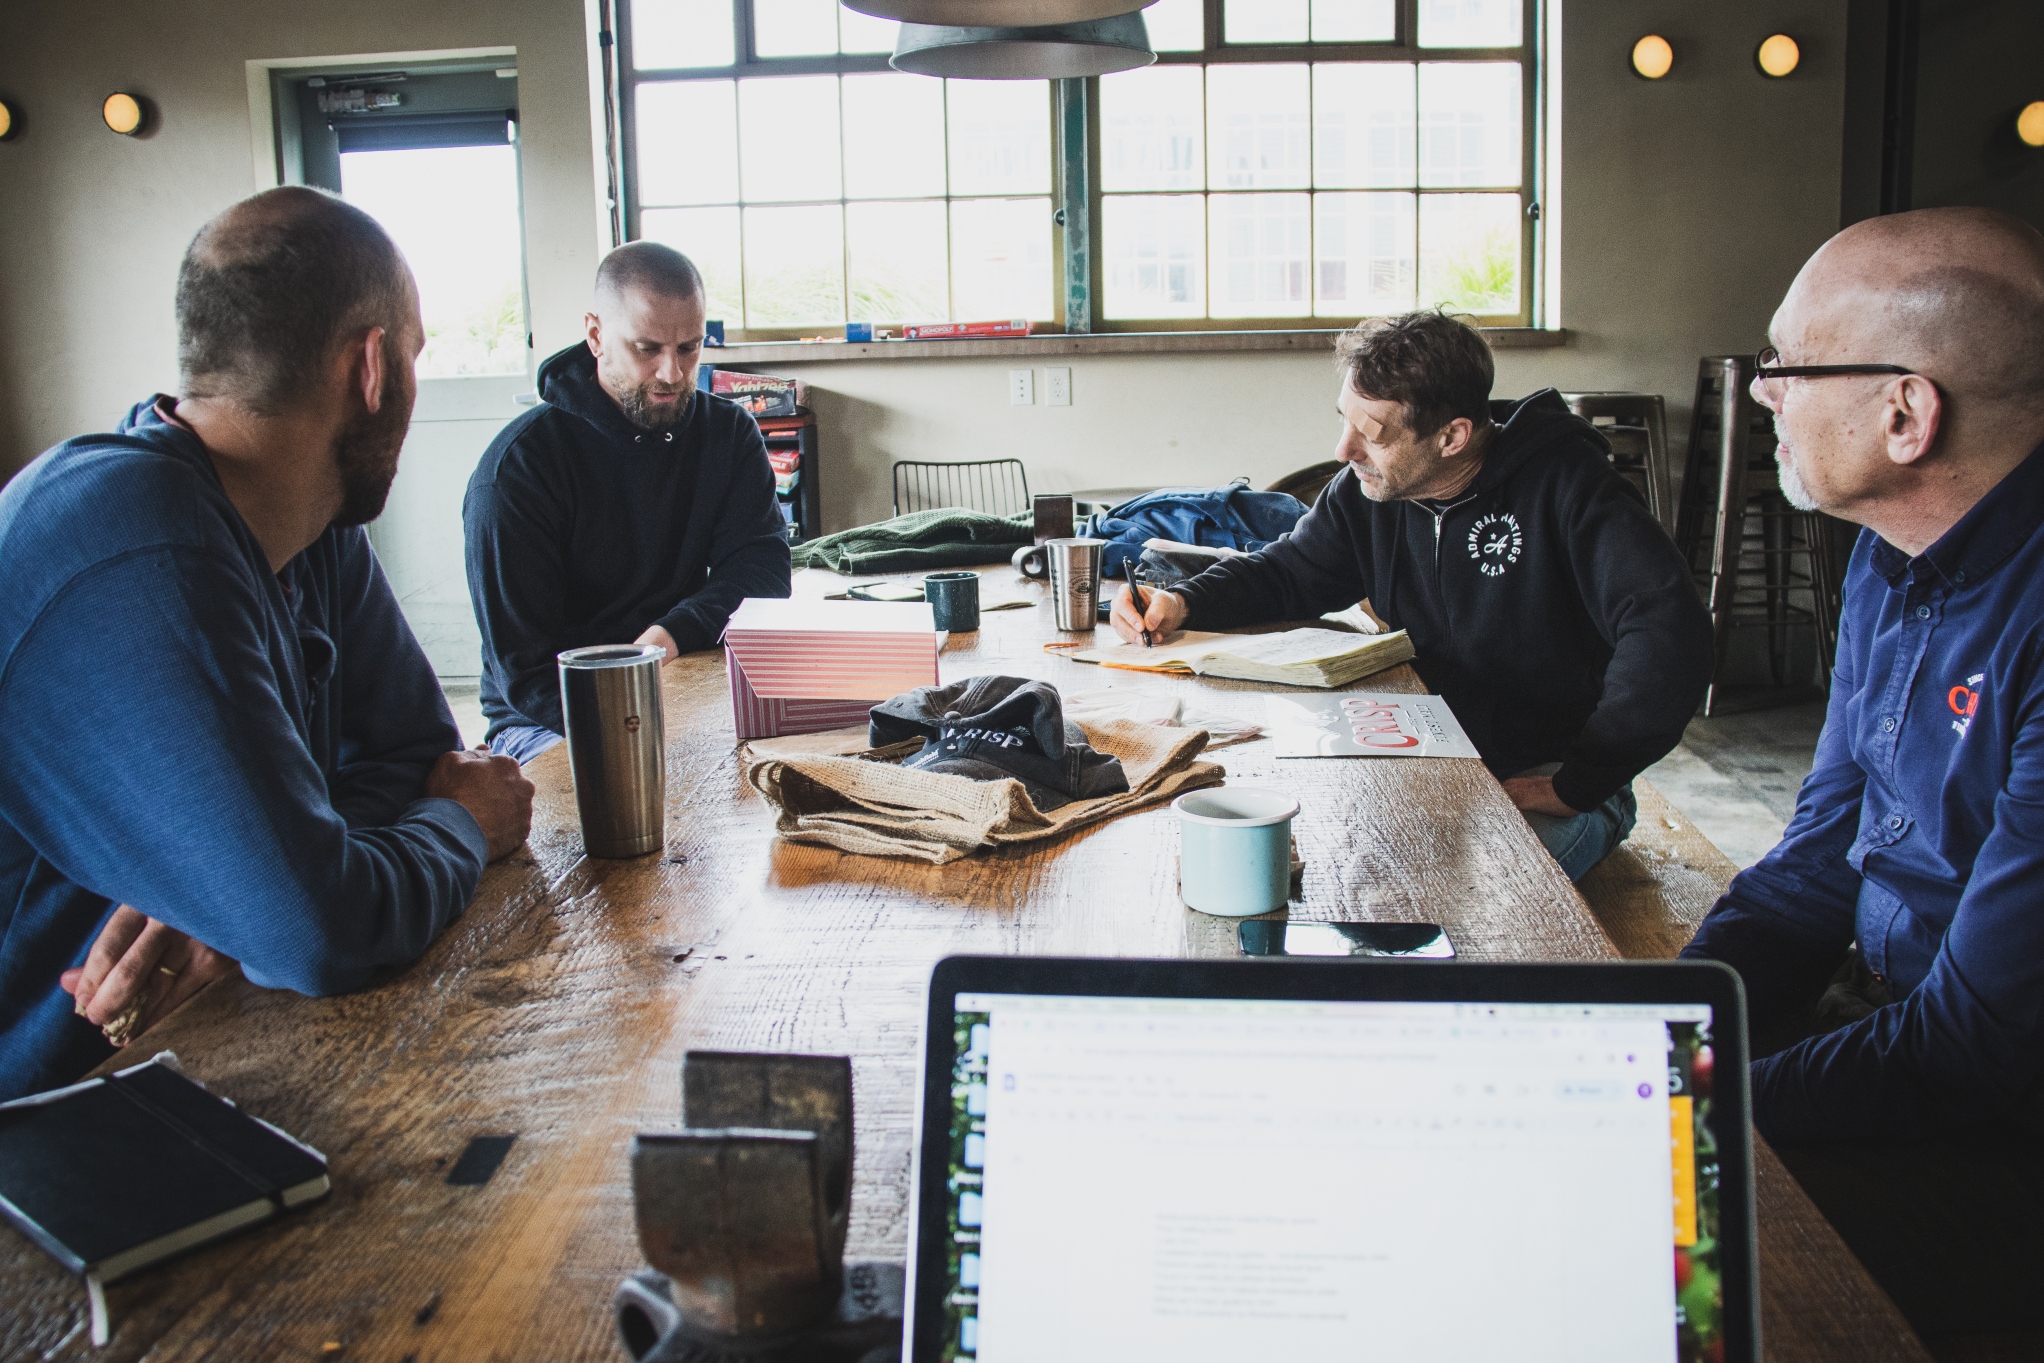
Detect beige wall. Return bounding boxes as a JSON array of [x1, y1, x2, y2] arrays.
[[0, 0, 600, 478], [0, 0, 1847, 518]]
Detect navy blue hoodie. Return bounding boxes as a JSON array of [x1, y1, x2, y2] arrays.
[[464, 343, 793, 740], [1172, 390, 1714, 811]]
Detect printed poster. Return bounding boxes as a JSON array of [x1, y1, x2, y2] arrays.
[[1265, 692, 1481, 758]]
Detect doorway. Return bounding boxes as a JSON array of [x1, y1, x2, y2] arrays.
[[276, 59, 533, 680]]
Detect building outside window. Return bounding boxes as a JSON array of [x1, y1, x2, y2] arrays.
[[618, 0, 1539, 337]]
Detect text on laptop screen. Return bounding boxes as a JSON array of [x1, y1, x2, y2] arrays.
[[939, 995, 1722, 1363]]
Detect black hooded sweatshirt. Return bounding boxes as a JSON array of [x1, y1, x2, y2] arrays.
[[1172, 390, 1713, 812], [464, 343, 792, 740]]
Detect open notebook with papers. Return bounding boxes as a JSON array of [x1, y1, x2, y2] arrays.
[[1071, 627, 1414, 689]]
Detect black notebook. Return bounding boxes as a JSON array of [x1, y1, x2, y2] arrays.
[[0, 1054, 329, 1287]]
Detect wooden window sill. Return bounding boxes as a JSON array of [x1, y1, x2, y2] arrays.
[[706, 327, 1568, 365]]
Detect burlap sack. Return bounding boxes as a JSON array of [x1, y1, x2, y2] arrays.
[[744, 718, 1225, 864]]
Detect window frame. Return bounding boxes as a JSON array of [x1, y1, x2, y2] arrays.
[[617, 0, 1067, 340], [614, 0, 1543, 340]]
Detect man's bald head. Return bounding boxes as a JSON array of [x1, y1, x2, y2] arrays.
[[1778, 207, 2044, 427], [593, 241, 702, 317], [176, 187, 415, 415]]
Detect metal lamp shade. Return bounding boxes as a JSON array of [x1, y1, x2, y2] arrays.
[[849, 0, 1148, 25], [891, 13, 1155, 79]]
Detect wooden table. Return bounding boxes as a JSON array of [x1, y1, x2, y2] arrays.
[[0, 568, 1930, 1362]]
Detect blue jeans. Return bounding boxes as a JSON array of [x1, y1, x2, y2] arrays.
[[1494, 762, 1638, 882], [488, 722, 563, 765]]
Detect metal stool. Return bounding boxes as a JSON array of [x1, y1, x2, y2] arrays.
[[1675, 356, 1841, 715], [1562, 392, 1674, 535]]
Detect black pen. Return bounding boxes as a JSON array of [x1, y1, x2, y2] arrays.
[[1131, 579, 1153, 648]]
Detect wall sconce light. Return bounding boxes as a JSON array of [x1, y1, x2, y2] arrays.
[[0, 99, 17, 141], [1755, 34, 1800, 78], [102, 92, 146, 136], [1631, 35, 1674, 80], [2019, 101, 2044, 149]]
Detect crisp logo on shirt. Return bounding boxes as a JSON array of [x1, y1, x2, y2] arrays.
[[1467, 512, 1524, 578], [1949, 673, 1984, 739]]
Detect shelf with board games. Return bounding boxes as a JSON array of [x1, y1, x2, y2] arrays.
[[700, 367, 821, 545]]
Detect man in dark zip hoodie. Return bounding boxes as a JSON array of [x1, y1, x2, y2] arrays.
[[465, 242, 792, 761], [1113, 311, 1713, 880]]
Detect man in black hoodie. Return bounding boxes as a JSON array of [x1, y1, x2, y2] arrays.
[[1112, 312, 1713, 880], [465, 243, 792, 761]]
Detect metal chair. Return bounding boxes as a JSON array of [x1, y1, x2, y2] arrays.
[[1674, 356, 1842, 715], [1561, 392, 1674, 536], [891, 459, 1031, 518]]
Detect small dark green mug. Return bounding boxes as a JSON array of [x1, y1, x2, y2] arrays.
[[922, 571, 980, 632]]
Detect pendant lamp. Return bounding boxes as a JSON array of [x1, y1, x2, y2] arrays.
[[891, 12, 1155, 79], [850, 0, 1147, 25]]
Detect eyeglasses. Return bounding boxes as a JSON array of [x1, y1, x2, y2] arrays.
[[1752, 346, 1919, 405]]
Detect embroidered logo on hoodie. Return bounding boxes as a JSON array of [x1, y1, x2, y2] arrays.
[[1468, 511, 1524, 578]]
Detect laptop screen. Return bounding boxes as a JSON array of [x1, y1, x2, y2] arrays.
[[932, 992, 1724, 1363]]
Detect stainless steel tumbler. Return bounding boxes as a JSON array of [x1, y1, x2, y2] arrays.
[[1046, 537, 1107, 631], [558, 644, 667, 858]]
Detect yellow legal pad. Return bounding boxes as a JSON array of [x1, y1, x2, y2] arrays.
[[1071, 627, 1416, 689]]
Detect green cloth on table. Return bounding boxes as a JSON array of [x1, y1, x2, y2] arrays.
[[791, 508, 1032, 575]]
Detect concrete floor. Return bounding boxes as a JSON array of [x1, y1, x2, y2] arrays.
[[442, 677, 1826, 871], [1646, 698, 1829, 868]]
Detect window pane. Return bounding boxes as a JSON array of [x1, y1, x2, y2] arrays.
[[945, 81, 1051, 197], [950, 197, 1052, 321], [1314, 191, 1414, 316], [1313, 63, 1414, 188], [1312, 0, 1396, 42], [848, 200, 949, 323], [743, 203, 845, 326], [1143, 0, 1205, 52], [754, 0, 839, 57], [1102, 194, 1206, 319], [1225, 0, 1307, 44], [838, 5, 899, 54], [1209, 192, 1310, 318], [636, 81, 739, 205], [1419, 192, 1519, 313], [738, 75, 843, 201], [1417, 0, 1523, 48], [639, 206, 744, 323], [632, 0, 736, 69], [341, 146, 526, 377], [843, 73, 945, 198], [1100, 66, 1204, 192], [1417, 62, 1520, 188], [1207, 65, 1311, 190]]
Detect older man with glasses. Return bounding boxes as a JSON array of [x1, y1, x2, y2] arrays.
[[1681, 206, 2044, 1342]]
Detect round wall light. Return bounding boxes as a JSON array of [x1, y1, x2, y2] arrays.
[[2018, 101, 2044, 148], [1756, 34, 1800, 78], [0, 99, 16, 141], [102, 92, 145, 136], [1632, 35, 1674, 80]]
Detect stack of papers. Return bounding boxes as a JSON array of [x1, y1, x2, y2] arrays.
[[724, 598, 939, 739], [1072, 628, 1415, 689]]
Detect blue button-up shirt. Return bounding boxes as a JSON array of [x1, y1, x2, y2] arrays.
[[1684, 443, 2044, 1144]]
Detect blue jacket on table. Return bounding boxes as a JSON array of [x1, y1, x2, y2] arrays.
[[1684, 442, 2044, 1144], [0, 399, 489, 1102], [464, 344, 792, 743]]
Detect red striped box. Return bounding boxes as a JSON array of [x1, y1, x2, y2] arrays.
[[724, 598, 939, 740]]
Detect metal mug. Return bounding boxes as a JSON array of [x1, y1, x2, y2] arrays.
[[1045, 537, 1107, 632], [558, 644, 667, 858]]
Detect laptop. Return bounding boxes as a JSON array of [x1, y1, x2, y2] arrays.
[[906, 955, 1756, 1363]]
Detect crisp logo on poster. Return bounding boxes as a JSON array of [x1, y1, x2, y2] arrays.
[[1468, 512, 1524, 577], [1340, 696, 1428, 749]]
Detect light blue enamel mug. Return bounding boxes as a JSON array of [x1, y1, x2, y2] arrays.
[[1173, 787, 1300, 916]]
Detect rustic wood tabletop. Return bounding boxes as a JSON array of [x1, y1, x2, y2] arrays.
[[0, 566, 1929, 1362]]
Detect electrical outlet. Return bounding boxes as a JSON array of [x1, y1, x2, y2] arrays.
[[1044, 366, 1072, 406], [1009, 369, 1034, 405]]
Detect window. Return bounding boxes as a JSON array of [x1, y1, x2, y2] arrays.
[[615, 0, 1538, 337]]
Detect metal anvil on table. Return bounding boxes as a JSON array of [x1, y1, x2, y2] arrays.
[[614, 1051, 903, 1363]]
